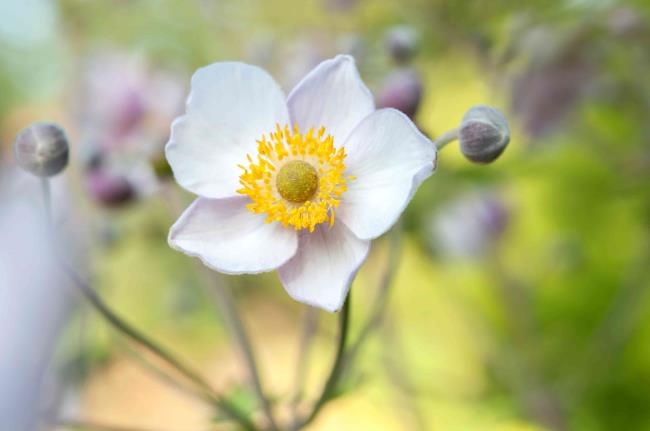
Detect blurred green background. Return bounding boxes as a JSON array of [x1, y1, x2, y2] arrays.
[[1, 0, 650, 430]]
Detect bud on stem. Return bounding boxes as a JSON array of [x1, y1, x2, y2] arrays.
[[13, 122, 69, 177], [459, 105, 510, 164]]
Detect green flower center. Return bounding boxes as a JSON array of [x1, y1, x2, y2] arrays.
[[276, 160, 319, 203]]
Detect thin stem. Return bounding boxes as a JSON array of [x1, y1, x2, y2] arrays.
[[345, 223, 402, 365], [294, 295, 351, 429], [40, 177, 52, 226], [205, 273, 280, 431], [59, 263, 257, 430], [432, 127, 459, 151], [117, 338, 207, 403], [167, 182, 277, 430], [39, 178, 257, 431], [289, 307, 320, 423], [292, 225, 401, 429]]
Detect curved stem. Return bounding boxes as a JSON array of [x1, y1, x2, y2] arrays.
[[433, 127, 459, 151], [205, 273, 279, 431], [40, 177, 52, 225], [289, 307, 319, 423], [59, 262, 256, 430], [117, 338, 207, 403], [344, 224, 402, 365], [40, 178, 257, 431], [294, 296, 351, 429]]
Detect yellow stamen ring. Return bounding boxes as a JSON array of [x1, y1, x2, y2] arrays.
[[237, 124, 352, 232]]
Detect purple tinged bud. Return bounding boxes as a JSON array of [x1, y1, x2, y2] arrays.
[[13, 122, 69, 177], [85, 169, 135, 208], [377, 68, 423, 120], [459, 105, 510, 164]]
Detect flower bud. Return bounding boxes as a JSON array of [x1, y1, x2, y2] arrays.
[[377, 68, 423, 120], [85, 169, 135, 208], [430, 192, 509, 259], [385, 26, 418, 64], [459, 105, 510, 164], [13, 122, 69, 177]]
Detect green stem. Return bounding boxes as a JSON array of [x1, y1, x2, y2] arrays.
[[294, 295, 351, 429], [40, 177, 52, 227], [289, 307, 319, 424], [432, 127, 459, 151], [206, 274, 279, 431], [39, 178, 257, 431], [344, 224, 402, 365], [59, 262, 256, 430]]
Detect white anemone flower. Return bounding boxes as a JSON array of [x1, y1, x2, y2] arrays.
[[166, 55, 436, 312]]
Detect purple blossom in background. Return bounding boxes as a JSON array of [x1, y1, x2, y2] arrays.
[[430, 191, 509, 259], [74, 51, 185, 206]]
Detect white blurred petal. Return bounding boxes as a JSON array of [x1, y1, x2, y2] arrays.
[[287, 55, 374, 144], [0, 171, 70, 431], [338, 108, 436, 240], [279, 222, 370, 312], [166, 62, 289, 198], [169, 197, 298, 274]]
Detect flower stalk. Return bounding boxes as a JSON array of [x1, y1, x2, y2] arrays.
[[432, 127, 459, 151], [39, 178, 258, 431], [289, 307, 320, 423], [203, 271, 280, 431], [293, 295, 351, 429], [58, 261, 257, 430], [345, 223, 403, 366]]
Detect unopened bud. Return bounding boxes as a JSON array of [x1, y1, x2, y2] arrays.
[[13, 122, 69, 177], [377, 68, 423, 120], [459, 106, 510, 164], [85, 169, 135, 208], [385, 26, 418, 64]]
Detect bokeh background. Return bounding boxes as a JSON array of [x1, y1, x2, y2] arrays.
[[1, 0, 650, 430]]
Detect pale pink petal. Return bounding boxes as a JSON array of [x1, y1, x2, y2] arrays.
[[166, 62, 289, 198], [278, 222, 370, 312], [169, 197, 298, 274], [287, 55, 374, 145], [338, 108, 436, 240]]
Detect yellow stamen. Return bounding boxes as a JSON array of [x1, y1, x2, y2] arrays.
[[237, 124, 350, 232]]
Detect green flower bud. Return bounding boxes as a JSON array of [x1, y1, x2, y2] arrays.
[[13, 122, 69, 177], [459, 105, 510, 164]]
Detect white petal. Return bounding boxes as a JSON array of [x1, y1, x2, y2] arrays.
[[169, 197, 298, 274], [287, 55, 374, 144], [338, 108, 436, 240], [166, 62, 289, 198], [278, 223, 370, 312]]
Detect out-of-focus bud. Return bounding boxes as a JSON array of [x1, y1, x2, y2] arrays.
[[13, 122, 69, 177], [430, 191, 509, 259], [459, 105, 510, 164], [377, 68, 423, 120], [385, 26, 418, 64], [85, 169, 135, 208]]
